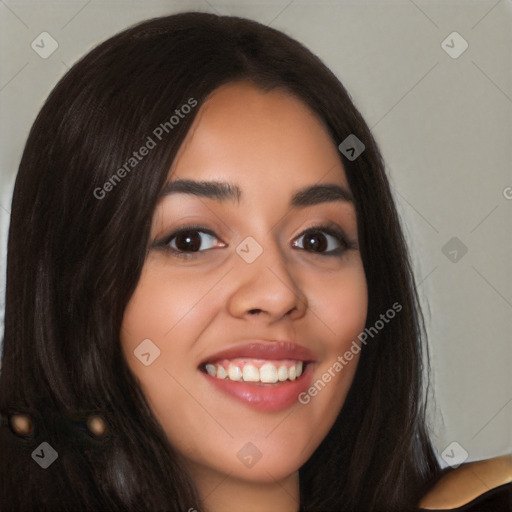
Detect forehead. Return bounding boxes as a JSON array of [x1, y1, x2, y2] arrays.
[[167, 81, 349, 195]]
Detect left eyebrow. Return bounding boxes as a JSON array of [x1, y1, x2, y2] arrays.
[[159, 179, 354, 207], [291, 183, 354, 207]]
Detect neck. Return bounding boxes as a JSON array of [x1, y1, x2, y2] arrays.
[[189, 462, 300, 512]]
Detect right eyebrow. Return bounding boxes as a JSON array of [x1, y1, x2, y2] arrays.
[[159, 179, 241, 204]]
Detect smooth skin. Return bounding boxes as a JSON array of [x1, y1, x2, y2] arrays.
[[121, 81, 368, 512]]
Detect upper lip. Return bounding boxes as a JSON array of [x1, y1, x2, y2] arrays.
[[200, 340, 316, 365]]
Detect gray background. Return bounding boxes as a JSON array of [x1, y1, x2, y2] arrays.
[[1, 0, 511, 467]]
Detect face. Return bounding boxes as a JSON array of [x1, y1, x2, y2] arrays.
[[121, 82, 367, 486]]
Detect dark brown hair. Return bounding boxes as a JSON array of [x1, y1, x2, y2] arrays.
[[0, 12, 440, 511]]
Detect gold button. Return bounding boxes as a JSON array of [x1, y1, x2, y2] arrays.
[[86, 414, 108, 437], [9, 413, 33, 435]]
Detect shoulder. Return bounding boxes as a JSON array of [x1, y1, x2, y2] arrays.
[[418, 453, 512, 510]]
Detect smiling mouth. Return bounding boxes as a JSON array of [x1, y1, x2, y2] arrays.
[[199, 356, 315, 411], [200, 358, 310, 384]]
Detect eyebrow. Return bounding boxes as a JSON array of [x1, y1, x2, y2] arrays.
[[159, 179, 354, 208]]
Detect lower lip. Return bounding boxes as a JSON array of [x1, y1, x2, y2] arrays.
[[201, 363, 314, 412]]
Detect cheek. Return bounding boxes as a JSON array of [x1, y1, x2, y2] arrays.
[[120, 267, 215, 453], [121, 258, 217, 345], [310, 260, 368, 351], [296, 260, 367, 421]]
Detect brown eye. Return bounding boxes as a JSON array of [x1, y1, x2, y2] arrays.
[[173, 230, 202, 252], [302, 232, 328, 252], [162, 227, 220, 256], [293, 225, 351, 256]]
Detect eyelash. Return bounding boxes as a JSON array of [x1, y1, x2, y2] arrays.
[[153, 223, 355, 260]]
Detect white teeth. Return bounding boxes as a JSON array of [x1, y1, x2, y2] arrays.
[[205, 361, 307, 383], [259, 363, 278, 383], [228, 364, 242, 381], [205, 364, 217, 377], [277, 365, 288, 382], [242, 364, 260, 382]]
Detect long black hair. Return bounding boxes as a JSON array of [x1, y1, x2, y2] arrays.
[[0, 12, 440, 511]]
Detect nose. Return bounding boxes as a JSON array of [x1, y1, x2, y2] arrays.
[[226, 235, 308, 323]]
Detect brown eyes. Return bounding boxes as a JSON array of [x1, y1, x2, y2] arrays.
[[168, 228, 219, 254], [154, 223, 354, 260]]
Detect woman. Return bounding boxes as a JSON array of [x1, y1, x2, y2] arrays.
[[0, 12, 509, 512]]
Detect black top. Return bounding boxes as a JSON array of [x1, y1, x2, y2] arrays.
[[418, 481, 512, 511]]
